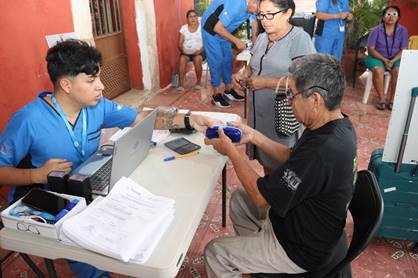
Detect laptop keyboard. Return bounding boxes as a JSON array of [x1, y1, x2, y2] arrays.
[[90, 158, 113, 192]]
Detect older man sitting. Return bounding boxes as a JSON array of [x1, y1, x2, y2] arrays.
[[204, 54, 358, 277]]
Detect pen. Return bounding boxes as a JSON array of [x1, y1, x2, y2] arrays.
[[163, 151, 199, 161]]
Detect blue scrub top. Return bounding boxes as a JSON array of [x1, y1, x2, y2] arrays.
[[316, 0, 350, 38], [0, 92, 137, 202], [202, 0, 249, 41]]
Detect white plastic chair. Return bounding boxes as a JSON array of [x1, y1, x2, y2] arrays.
[[362, 70, 391, 104]]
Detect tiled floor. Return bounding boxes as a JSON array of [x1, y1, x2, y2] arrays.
[[1, 71, 418, 277]]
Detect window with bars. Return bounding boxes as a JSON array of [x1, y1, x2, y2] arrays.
[[89, 0, 121, 37]]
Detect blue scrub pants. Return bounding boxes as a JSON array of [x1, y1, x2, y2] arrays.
[[315, 36, 345, 61], [68, 260, 110, 278], [202, 30, 233, 88]]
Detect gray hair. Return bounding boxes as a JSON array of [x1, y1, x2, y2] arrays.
[[288, 54, 345, 110]]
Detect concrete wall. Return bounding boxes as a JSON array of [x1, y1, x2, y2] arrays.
[[154, 0, 194, 87], [0, 1, 74, 131], [390, 0, 418, 36]]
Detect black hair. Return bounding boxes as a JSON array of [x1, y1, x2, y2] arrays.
[[260, 0, 296, 18], [382, 5, 401, 18], [186, 9, 197, 18], [46, 39, 102, 86]]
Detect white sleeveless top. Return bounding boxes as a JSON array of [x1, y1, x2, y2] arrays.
[[180, 24, 203, 55]]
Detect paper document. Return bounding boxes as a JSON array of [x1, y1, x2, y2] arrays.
[[62, 177, 175, 263]]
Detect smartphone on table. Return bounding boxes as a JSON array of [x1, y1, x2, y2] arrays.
[[21, 188, 70, 215], [164, 137, 201, 155]]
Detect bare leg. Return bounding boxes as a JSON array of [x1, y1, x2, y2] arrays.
[[192, 55, 203, 86], [179, 55, 189, 87], [388, 67, 399, 104], [372, 67, 385, 103]]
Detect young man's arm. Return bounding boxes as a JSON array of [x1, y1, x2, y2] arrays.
[[0, 158, 72, 186], [213, 21, 246, 50]]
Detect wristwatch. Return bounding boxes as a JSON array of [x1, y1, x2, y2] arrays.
[[184, 111, 194, 131]]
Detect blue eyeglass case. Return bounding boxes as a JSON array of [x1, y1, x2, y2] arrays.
[[205, 126, 242, 143]]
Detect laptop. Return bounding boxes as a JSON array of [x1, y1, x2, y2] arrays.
[[70, 110, 157, 196]]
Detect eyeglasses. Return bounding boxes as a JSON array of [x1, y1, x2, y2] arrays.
[[256, 10, 283, 20], [17, 222, 40, 235], [286, 86, 329, 104], [384, 12, 398, 17]]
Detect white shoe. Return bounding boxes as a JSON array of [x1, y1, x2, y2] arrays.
[[194, 85, 203, 91], [176, 86, 185, 92]]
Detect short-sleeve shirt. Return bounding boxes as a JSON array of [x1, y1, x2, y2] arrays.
[[316, 0, 350, 38], [0, 92, 137, 202], [247, 27, 316, 169], [368, 23, 409, 59], [201, 0, 249, 40], [180, 24, 203, 55], [257, 117, 357, 270]]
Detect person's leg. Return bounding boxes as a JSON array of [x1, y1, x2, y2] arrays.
[[388, 65, 400, 110], [314, 36, 334, 57], [68, 261, 110, 278], [365, 55, 386, 109], [229, 189, 268, 236], [204, 217, 306, 277], [178, 54, 189, 90], [332, 37, 345, 61], [192, 54, 203, 88], [202, 32, 230, 107]]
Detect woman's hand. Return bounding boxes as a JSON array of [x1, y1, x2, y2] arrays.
[[246, 76, 268, 91], [233, 72, 248, 92], [31, 158, 72, 184]]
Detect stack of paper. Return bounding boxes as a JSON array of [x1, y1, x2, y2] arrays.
[[62, 177, 175, 263]]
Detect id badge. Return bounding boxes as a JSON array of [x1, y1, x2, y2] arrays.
[[339, 25, 345, 32]]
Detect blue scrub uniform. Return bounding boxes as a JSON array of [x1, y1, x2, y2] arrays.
[[201, 0, 250, 88], [0, 92, 137, 277], [314, 0, 350, 61]]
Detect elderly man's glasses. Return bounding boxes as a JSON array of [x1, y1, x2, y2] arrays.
[[384, 12, 398, 17], [256, 10, 283, 20], [286, 86, 329, 104]]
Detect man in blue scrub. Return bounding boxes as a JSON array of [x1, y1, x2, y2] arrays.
[[0, 39, 213, 277], [202, 0, 258, 108], [314, 0, 352, 61]]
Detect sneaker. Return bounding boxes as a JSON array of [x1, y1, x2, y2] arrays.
[[194, 85, 203, 91], [177, 86, 185, 92], [212, 94, 231, 108], [224, 89, 245, 101]]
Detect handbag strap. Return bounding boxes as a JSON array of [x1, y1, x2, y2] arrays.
[[275, 76, 288, 96]]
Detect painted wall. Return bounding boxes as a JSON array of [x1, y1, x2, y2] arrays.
[[154, 0, 194, 87], [0, 1, 74, 132], [390, 0, 418, 36], [121, 0, 144, 89]]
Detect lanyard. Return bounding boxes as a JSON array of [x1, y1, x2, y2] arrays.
[[51, 95, 87, 161], [384, 24, 397, 59]]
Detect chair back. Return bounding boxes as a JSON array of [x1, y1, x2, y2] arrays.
[[409, 35, 418, 50], [327, 170, 384, 276], [290, 13, 316, 38], [352, 33, 369, 88]]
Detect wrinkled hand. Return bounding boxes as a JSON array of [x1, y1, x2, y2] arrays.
[[32, 158, 72, 184], [235, 40, 246, 51], [190, 114, 219, 132], [246, 76, 267, 91], [204, 128, 235, 156], [227, 121, 255, 145], [233, 72, 247, 92]]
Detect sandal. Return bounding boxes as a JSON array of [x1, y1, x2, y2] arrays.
[[375, 102, 385, 110], [387, 102, 393, 110]]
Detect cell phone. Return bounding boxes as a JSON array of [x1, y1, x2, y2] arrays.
[[21, 188, 70, 215], [164, 137, 201, 155]]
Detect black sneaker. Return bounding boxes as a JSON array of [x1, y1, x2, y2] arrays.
[[212, 94, 231, 108], [224, 89, 245, 101]]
